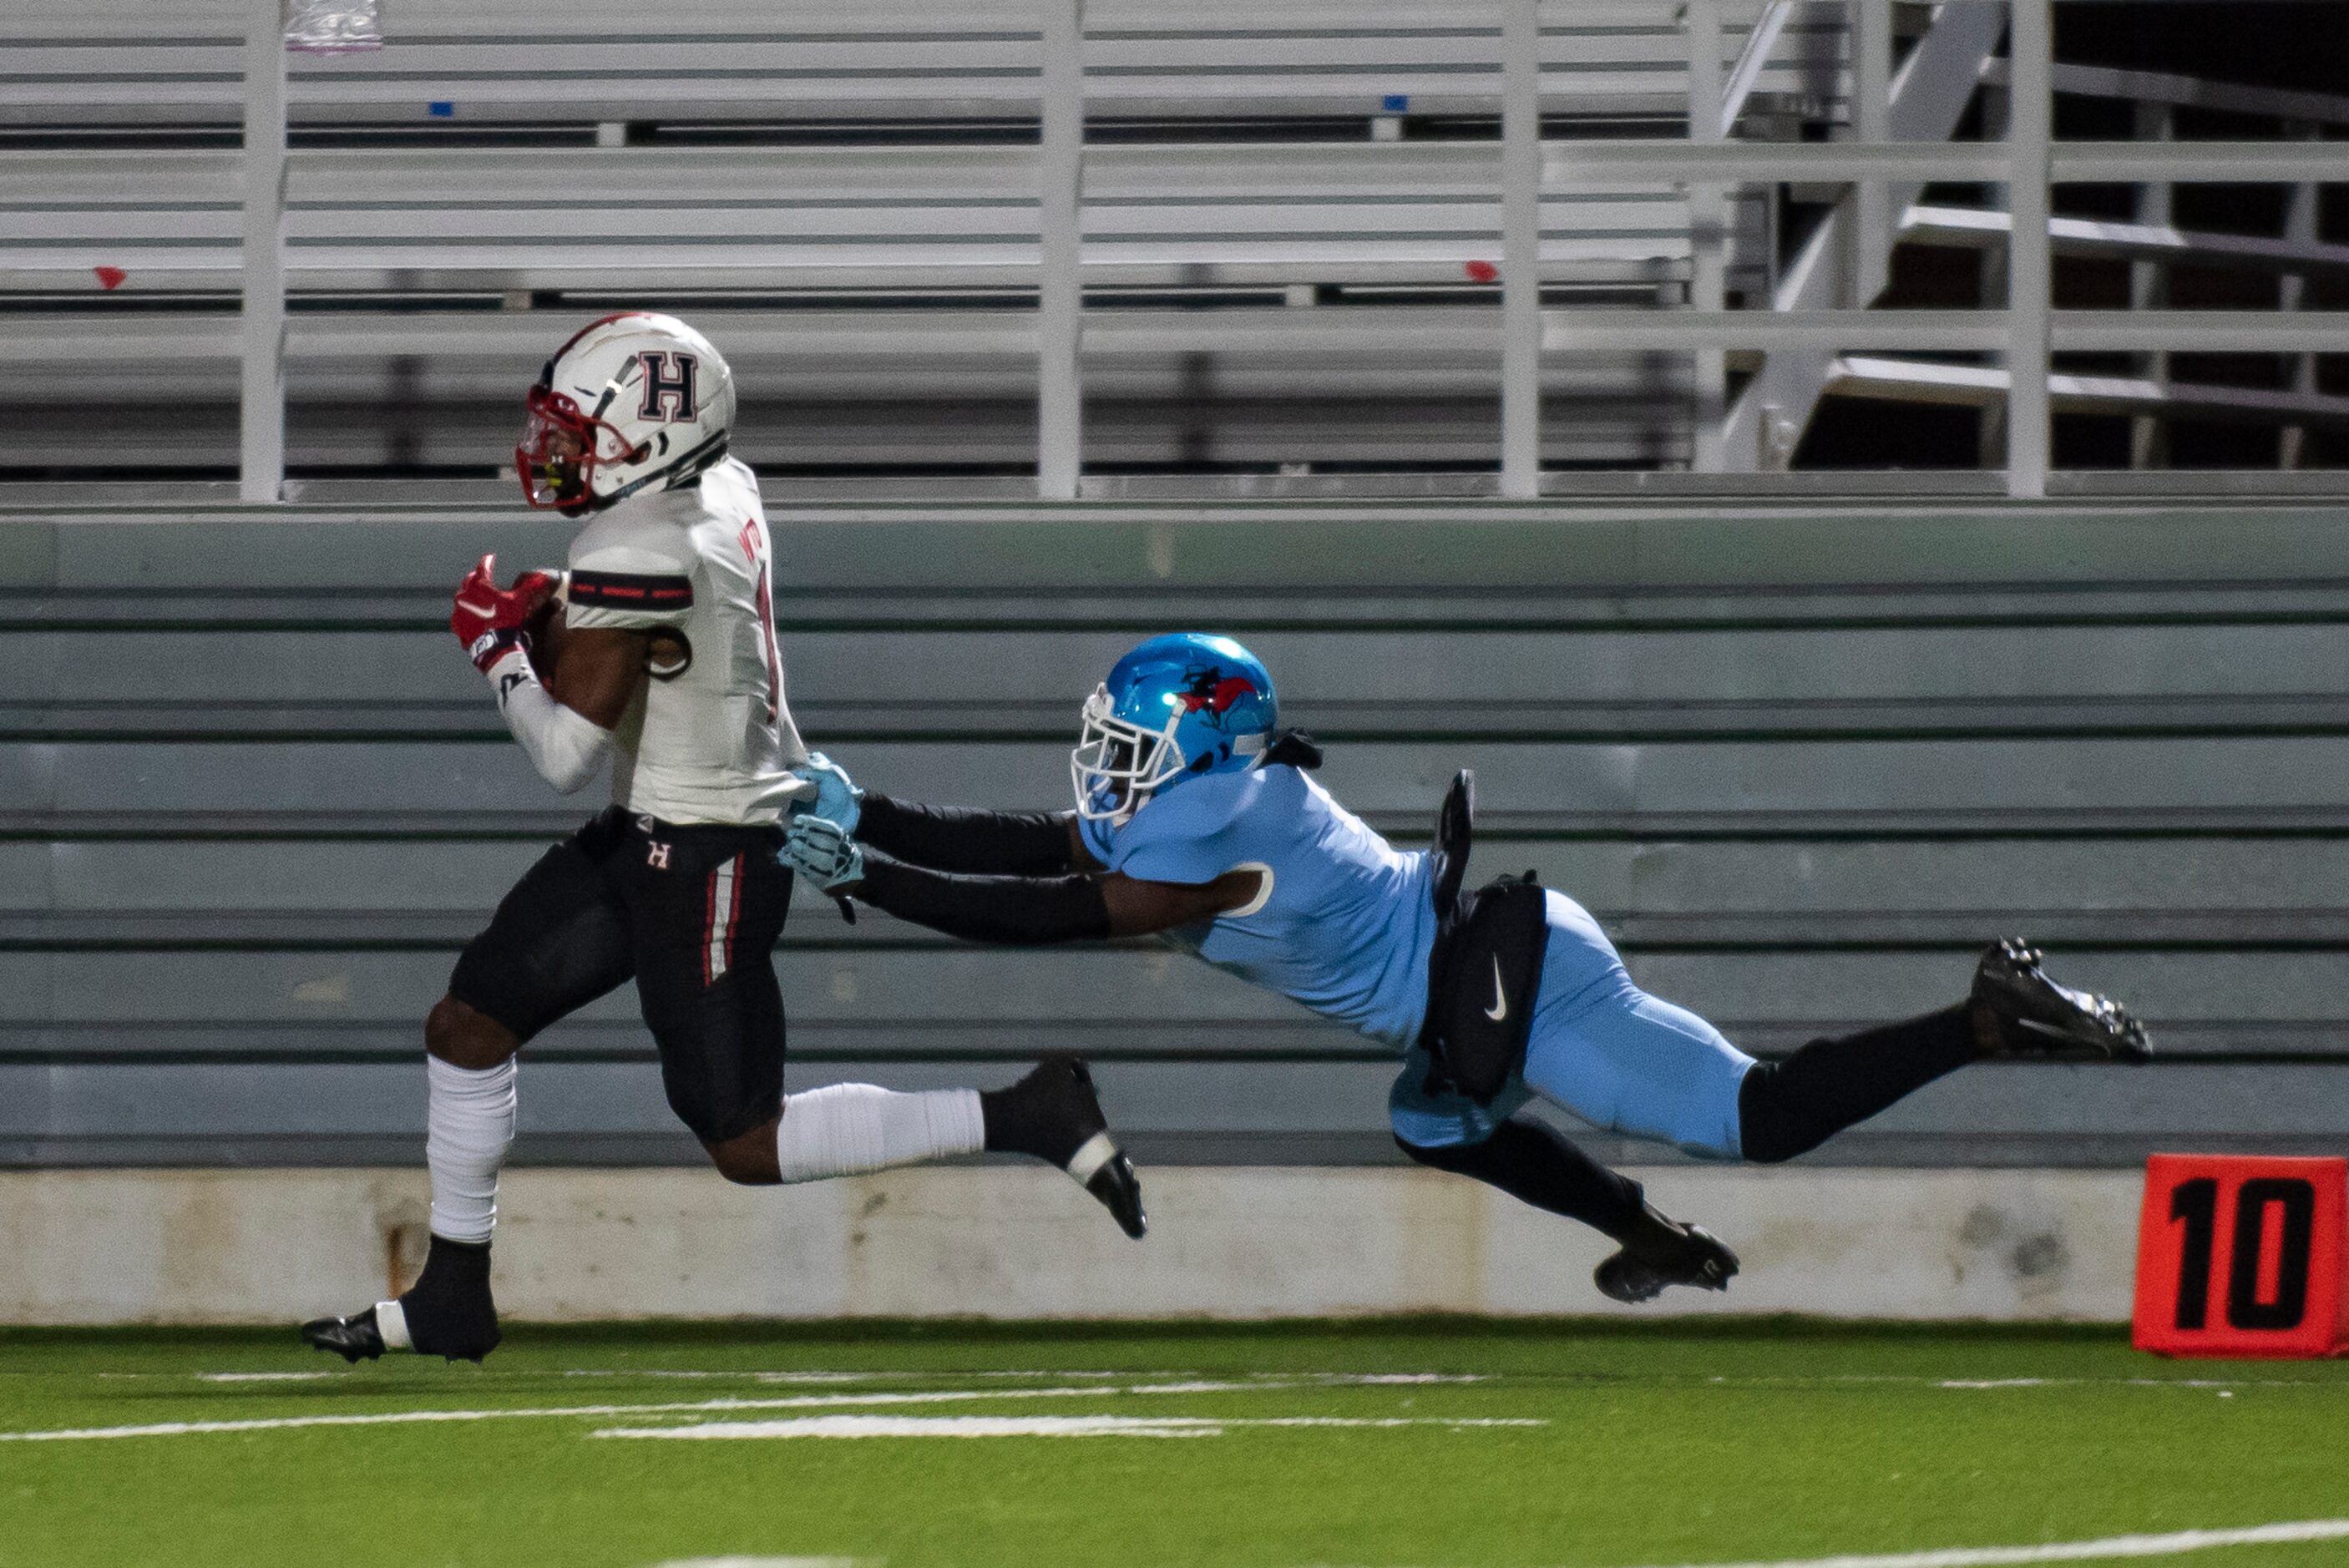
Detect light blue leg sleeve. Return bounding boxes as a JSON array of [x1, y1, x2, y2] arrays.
[[1515, 893, 1756, 1159]]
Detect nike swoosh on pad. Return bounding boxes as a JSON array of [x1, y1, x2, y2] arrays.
[[1483, 955, 1507, 1021]]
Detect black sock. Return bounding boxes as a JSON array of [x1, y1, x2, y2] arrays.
[[1398, 1120, 1653, 1243], [978, 1085, 1043, 1158], [1737, 1003, 1979, 1165], [400, 1233, 499, 1358], [407, 1233, 491, 1299], [978, 1062, 1096, 1166]]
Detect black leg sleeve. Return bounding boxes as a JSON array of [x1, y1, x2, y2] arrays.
[[1736, 1003, 1980, 1165], [1397, 1120, 1652, 1243]]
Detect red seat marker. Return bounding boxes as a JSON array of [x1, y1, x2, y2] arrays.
[[2134, 1154, 2349, 1358]]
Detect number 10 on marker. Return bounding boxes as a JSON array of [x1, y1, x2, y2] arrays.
[[2133, 1155, 2349, 1358]]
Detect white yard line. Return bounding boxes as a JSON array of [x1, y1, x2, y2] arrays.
[[596, 1415, 1545, 1440], [194, 1371, 337, 1383], [0, 1385, 1121, 1443], [1248, 1417, 1539, 1429], [0, 1377, 1314, 1444], [564, 1370, 901, 1383], [606, 1415, 1224, 1440], [1612, 1517, 2349, 1568], [648, 1557, 873, 1568], [559, 1368, 1152, 1383], [1126, 1380, 1268, 1394], [554, 1370, 1464, 1386]]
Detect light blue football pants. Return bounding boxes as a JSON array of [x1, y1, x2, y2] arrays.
[[1387, 890, 1755, 1158]]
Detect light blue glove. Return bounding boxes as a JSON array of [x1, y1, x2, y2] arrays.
[[781, 813, 865, 892], [791, 751, 862, 835]]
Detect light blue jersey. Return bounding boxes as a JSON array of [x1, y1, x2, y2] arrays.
[[1082, 761, 1757, 1159], [1080, 765, 1435, 1047]]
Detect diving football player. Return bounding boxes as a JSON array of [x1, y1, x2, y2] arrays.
[[777, 632, 2149, 1303]]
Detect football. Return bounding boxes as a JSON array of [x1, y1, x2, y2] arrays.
[[523, 593, 569, 688]]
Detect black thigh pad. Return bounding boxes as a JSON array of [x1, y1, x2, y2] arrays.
[[1421, 875, 1550, 1104]]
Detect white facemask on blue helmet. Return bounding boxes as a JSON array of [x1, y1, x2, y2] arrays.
[[1070, 632, 1278, 824]]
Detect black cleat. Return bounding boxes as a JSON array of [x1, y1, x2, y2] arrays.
[[989, 1056, 1147, 1239], [1594, 1220, 1739, 1305], [301, 1304, 387, 1363], [1971, 938, 2151, 1062], [300, 1235, 501, 1364]]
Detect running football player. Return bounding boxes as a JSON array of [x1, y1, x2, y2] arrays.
[[777, 632, 2150, 1304], [302, 315, 1142, 1365]]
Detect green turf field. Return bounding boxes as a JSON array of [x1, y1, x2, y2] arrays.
[[4, 1319, 2347, 1568]]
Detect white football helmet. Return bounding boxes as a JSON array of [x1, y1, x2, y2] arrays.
[[516, 311, 737, 514]]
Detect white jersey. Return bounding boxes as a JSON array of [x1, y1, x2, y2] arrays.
[[561, 458, 811, 826]]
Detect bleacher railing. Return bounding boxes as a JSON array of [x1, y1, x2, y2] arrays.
[[209, 0, 2349, 502]]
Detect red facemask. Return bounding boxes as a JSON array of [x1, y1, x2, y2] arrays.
[[514, 383, 639, 512]]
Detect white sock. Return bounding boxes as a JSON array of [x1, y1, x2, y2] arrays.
[[773, 1083, 985, 1184], [426, 1055, 517, 1243]]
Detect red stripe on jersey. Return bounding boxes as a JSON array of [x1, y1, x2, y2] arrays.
[[570, 570, 694, 608]]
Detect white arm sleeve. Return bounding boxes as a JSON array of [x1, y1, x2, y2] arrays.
[[488, 655, 613, 794]]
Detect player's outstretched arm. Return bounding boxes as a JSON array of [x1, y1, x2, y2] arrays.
[[791, 752, 1101, 875], [861, 796, 1096, 875], [781, 815, 1255, 943]]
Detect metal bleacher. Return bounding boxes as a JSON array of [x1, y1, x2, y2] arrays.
[[0, 0, 1843, 124], [5, 497, 2349, 1170], [3, 0, 1836, 478], [10, 0, 2347, 489], [6, 146, 1768, 291], [6, 138, 1768, 469]]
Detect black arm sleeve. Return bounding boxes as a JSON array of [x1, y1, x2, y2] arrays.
[[853, 853, 1110, 945], [854, 794, 1080, 876]]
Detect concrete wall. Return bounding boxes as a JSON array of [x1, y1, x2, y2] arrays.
[[0, 1163, 2143, 1325], [6, 496, 2349, 1171]]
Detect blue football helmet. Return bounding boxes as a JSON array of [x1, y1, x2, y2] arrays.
[[1071, 632, 1278, 823]]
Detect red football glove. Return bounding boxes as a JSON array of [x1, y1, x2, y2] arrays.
[[451, 554, 561, 676]]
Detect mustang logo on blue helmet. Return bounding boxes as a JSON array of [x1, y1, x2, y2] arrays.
[[1071, 633, 1278, 823], [1177, 666, 1261, 727]]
